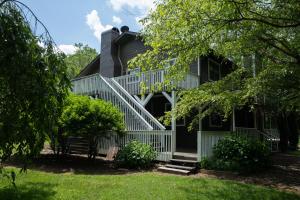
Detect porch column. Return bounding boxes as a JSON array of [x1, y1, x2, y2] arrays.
[[162, 91, 177, 155], [232, 107, 236, 132], [197, 113, 202, 161]]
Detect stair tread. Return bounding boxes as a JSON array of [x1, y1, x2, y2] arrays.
[[158, 167, 190, 174], [170, 159, 198, 163], [165, 164, 195, 170]]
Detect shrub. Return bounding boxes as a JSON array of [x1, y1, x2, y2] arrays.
[[201, 135, 271, 173], [54, 94, 125, 157], [115, 140, 157, 169], [59, 94, 125, 137]]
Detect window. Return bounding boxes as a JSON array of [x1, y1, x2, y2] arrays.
[[209, 113, 222, 127], [208, 59, 221, 81]]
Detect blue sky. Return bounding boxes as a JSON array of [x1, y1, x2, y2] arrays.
[[21, 0, 154, 54]]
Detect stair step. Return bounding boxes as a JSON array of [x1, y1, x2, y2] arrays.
[[165, 164, 196, 171], [170, 159, 198, 164], [157, 167, 191, 175], [69, 144, 89, 148]]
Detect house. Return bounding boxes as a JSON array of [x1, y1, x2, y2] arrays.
[[72, 26, 280, 164]]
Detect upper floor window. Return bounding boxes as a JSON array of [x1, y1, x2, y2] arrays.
[[208, 59, 221, 81]]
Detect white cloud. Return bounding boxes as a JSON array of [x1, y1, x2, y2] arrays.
[[58, 44, 78, 55], [86, 10, 113, 42], [112, 16, 122, 25], [109, 0, 155, 13]]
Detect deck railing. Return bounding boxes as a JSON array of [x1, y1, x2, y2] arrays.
[[97, 130, 173, 162], [197, 131, 229, 161], [113, 69, 199, 95]]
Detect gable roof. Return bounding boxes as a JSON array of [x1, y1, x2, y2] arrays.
[[75, 54, 100, 78]]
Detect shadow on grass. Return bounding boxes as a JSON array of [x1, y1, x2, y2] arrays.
[[6, 154, 143, 176], [0, 182, 57, 200], [177, 178, 300, 200]]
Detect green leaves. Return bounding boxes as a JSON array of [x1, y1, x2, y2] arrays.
[[0, 4, 70, 164], [59, 94, 125, 137], [115, 140, 157, 169], [130, 0, 300, 125], [64, 43, 98, 79]]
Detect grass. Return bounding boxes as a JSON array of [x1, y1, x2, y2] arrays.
[[287, 150, 300, 156], [0, 169, 299, 200]]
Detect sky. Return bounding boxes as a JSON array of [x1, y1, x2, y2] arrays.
[[21, 0, 155, 54]]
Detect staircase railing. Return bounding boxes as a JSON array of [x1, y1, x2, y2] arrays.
[[72, 74, 153, 131], [107, 78, 166, 130]]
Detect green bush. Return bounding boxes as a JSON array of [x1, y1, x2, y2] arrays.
[[115, 140, 157, 169], [54, 94, 125, 157], [200, 135, 271, 173], [59, 94, 125, 137]]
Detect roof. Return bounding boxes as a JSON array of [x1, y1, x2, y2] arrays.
[[114, 31, 138, 45], [75, 54, 100, 78]]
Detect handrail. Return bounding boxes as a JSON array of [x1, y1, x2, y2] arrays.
[[99, 75, 154, 130], [110, 78, 166, 130], [113, 69, 199, 95]]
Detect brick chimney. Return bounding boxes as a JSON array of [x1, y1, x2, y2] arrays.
[[100, 27, 121, 77]]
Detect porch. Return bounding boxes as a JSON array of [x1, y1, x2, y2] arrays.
[[95, 127, 280, 162]]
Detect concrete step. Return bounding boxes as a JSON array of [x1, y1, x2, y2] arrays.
[[157, 166, 191, 175], [69, 144, 89, 148], [173, 152, 197, 161], [170, 159, 198, 166], [165, 164, 196, 171]]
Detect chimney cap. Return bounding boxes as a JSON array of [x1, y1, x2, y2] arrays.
[[112, 27, 120, 33], [120, 26, 129, 33]]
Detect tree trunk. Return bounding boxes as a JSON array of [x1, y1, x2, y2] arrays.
[[278, 112, 289, 152], [287, 112, 299, 150]]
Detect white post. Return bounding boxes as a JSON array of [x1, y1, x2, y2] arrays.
[[197, 116, 202, 161], [232, 107, 236, 132]]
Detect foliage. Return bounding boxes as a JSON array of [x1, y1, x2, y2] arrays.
[[64, 43, 98, 79], [200, 135, 271, 173], [130, 0, 300, 148], [115, 140, 157, 169], [0, 1, 70, 164], [59, 94, 125, 137]]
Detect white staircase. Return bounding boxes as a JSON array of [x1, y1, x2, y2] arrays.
[[72, 74, 166, 131]]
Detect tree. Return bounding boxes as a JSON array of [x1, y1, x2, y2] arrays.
[[0, 1, 70, 168], [130, 0, 300, 151], [64, 43, 98, 79], [56, 94, 125, 158]]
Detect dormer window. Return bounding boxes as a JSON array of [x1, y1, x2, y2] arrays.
[[208, 59, 221, 81]]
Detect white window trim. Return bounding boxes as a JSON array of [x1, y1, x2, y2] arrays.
[[208, 58, 221, 81]]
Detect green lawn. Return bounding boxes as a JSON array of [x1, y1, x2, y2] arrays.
[[0, 169, 299, 200]]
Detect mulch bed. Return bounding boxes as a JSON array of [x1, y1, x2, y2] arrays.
[[193, 153, 300, 195]]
